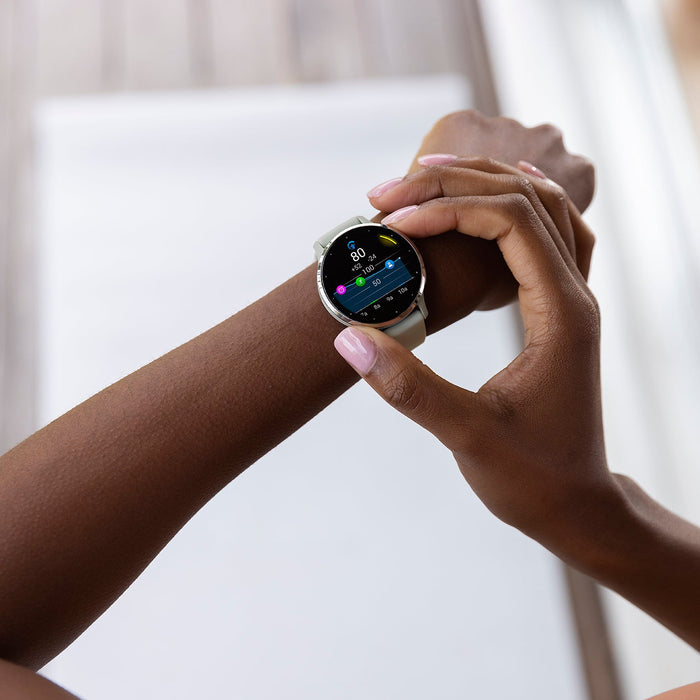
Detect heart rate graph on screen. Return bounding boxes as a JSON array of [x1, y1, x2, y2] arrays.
[[333, 258, 412, 314]]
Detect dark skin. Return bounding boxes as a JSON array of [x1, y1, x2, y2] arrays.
[[412, 112, 595, 313], [0, 111, 594, 697], [340, 159, 700, 695]]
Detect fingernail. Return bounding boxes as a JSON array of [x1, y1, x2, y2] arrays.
[[418, 153, 458, 166], [367, 177, 403, 199], [382, 205, 418, 225], [334, 327, 377, 374], [518, 160, 547, 180]]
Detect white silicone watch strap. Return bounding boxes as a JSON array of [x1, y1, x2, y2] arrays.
[[384, 308, 426, 350]]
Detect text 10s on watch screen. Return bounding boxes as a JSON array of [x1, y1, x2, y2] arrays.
[[321, 225, 422, 324]]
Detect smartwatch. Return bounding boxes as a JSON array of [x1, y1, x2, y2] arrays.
[[314, 216, 428, 350]]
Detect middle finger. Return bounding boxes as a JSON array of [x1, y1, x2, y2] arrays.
[[368, 160, 581, 280]]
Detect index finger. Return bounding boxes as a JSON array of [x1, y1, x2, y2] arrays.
[[370, 157, 595, 281], [384, 194, 587, 343]]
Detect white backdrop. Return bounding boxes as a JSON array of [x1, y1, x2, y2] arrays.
[[36, 76, 585, 699]]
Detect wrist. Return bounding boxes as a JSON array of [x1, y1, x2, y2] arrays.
[[540, 473, 700, 650], [366, 211, 497, 332], [533, 473, 649, 584]]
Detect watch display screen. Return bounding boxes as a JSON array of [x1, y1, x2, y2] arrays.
[[320, 224, 424, 325]]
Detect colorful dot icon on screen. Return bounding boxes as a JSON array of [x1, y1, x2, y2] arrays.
[[356, 277, 366, 287], [336, 285, 347, 295], [385, 260, 395, 269]]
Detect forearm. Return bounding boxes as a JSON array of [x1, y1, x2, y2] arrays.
[[546, 473, 700, 651], [0, 264, 359, 669], [0, 242, 492, 670], [0, 158, 489, 671], [0, 659, 78, 699]]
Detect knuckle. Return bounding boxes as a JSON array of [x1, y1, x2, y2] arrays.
[[503, 192, 535, 221], [538, 178, 572, 219], [433, 167, 450, 198], [573, 154, 595, 177], [494, 115, 523, 131], [383, 363, 425, 414], [433, 109, 480, 132], [576, 158, 596, 204], [547, 183, 569, 211], [560, 288, 601, 344], [464, 155, 498, 171], [534, 122, 564, 142], [415, 165, 448, 197], [581, 294, 601, 331], [586, 292, 602, 325], [577, 219, 596, 247], [583, 160, 596, 187], [512, 175, 537, 199]]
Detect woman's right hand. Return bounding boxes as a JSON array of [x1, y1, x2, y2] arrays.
[[343, 160, 700, 655], [337, 159, 615, 550]]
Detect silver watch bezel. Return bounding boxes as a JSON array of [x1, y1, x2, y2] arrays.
[[316, 222, 427, 330]]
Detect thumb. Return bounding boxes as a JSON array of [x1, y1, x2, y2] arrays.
[[334, 326, 477, 449]]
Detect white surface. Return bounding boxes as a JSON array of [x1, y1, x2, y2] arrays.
[[35, 77, 585, 699], [480, 2, 700, 697]]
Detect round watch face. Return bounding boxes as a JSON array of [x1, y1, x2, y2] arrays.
[[318, 223, 425, 326]]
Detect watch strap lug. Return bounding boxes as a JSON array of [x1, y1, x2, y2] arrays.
[[313, 216, 368, 259]]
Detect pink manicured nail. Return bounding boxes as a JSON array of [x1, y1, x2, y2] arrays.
[[418, 153, 458, 166], [367, 177, 403, 199], [518, 160, 547, 180], [382, 205, 418, 225], [334, 327, 377, 374]]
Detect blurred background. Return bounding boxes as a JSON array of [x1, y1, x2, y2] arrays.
[[2, 0, 700, 698]]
